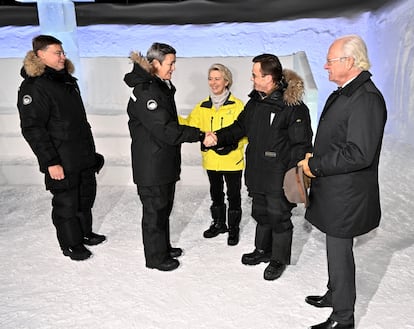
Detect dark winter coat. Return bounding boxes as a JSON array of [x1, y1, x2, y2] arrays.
[[17, 51, 99, 188], [215, 69, 313, 195], [124, 52, 202, 187], [305, 71, 387, 238]]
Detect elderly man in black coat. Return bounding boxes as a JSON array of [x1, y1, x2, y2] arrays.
[[299, 35, 387, 329]]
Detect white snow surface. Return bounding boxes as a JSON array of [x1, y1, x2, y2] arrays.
[[1, 135, 414, 329]]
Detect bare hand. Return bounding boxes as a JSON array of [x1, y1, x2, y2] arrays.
[[203, 132, 217, 147], [298, 153, 315, 178], [48, 164, 65, 180]]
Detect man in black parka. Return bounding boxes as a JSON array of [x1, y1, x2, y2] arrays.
[[17, 35, 106, 261], [299, 35, 387, 329], [124, 43, 205, 272], [204, 54, 313, 280]]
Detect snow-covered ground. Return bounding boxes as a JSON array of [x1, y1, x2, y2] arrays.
[[1, 135, 414, 329]]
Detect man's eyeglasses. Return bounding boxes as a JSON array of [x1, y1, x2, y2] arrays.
[[48, 50, 66, 57], [325, 57, 349, 65]]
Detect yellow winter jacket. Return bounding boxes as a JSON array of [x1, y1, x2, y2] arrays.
[[181, 93, 247, 171]]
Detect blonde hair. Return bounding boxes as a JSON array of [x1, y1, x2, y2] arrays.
[[208, 63, 233, 89], [340, 34, 371, 70]]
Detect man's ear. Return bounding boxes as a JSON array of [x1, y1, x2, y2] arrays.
[[152, 59, 161, 70], [347, 57, 355, 70]]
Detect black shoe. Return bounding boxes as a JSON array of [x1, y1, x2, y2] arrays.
[[305, 293, 332, 308], [203, 222, 227, 238], [169, 247, 183, 258], [241, 248, 271, 265], [149, 258, 180, 272], [263, 260, 286, 280], [83, 232, 106, 246], [63, 244, 92, 261], [227, 227, 240, 246], [309, 319, 354, 329]]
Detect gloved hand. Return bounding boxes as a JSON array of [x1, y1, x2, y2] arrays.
[[212, 143, 238, 155], [94, 153, 105, 174]]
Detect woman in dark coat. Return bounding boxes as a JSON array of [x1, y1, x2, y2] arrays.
[[124, 43, 203, 272]]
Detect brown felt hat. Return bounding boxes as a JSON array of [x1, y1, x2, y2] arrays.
[[283, 166, 310, 208]]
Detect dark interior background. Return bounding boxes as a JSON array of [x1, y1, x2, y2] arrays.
[[0, 0, 399, 26]]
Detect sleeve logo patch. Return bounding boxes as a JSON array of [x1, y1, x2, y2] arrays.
[[22, 95, 32, 105], [147, 100, 158, 111]]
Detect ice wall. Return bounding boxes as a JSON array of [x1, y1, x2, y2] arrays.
[[369, 0, 414, 140], [36, 0, 84, 93], [0, 0, 412, 143]]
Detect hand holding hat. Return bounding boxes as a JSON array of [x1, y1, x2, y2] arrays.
[[283, 165, 310, 207], [298, 153, 315, 179]]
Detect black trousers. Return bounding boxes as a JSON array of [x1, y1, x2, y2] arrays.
[[137, 182, 175, 267], [49, 168, 97, 249], [206, 170, 242, 210], [326, 235, 355, 324], [250, 192, 294, 264]]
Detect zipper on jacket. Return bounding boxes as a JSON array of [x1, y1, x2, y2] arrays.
[[210, 116, 225, 131]]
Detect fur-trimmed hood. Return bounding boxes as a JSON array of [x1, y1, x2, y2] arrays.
[[281, 69, 305, 106], [20, 50, 75, 78], [124, 51, 155, 88], [129, 51, 152, 74], [250, 68, 305, 107]]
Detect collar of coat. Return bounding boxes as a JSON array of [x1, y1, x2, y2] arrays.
[[338, 71, 372, 96], [249, 68, 305, 106], [200, 93, 236, 108], [21, 50, 75, 78]]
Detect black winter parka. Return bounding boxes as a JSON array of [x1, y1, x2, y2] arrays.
[[124, 52, 202, 186], [17, 51, 97, 182], [215, 69, 313, 195]]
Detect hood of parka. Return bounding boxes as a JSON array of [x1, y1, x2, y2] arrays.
[[124, 51, 155, 88], [250, 68, 306, 106], [20, 50, 75, 78], [281, 69, 305, 106]]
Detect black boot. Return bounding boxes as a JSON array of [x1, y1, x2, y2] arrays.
[[203, 204, 227, 238], [63, 244, 92, 261], [227, 209, 241, 246], [78, 210, 106, 246]]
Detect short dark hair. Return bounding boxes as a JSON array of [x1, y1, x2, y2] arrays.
[[252, 53, 283, 85], [32, 35, 62, 54], [146, 42, 176, 64]]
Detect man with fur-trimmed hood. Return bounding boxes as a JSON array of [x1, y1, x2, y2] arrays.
[[17, 35, 106, 261], [205, 54, 313, 280], [124, 43, 205, 272]]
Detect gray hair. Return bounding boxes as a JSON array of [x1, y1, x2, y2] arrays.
[[208, 63, 233, 89], [340, 34, 371, 71], [146, 42, 176, 64]]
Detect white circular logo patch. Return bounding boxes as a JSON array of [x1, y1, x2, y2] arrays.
[[147, 100, 158, 111], [22, 95, 32, 105]]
